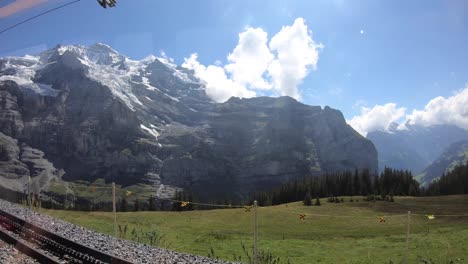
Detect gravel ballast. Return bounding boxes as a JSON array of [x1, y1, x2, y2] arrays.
[[0, 239, 39, 264], [0, 199, 235, 264]]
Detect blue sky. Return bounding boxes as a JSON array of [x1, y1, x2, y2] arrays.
[[1, 0, 467, 135]]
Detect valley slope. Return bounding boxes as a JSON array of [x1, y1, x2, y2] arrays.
[[367, 123, 468, 175], [417, 140, 468, 185]]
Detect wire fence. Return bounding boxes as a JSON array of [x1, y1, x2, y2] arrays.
[[8, 182, 468, 264]]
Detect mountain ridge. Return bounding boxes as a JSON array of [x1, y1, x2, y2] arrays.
[[367, 123, 468, 175], [417, 140, 468, 185], [0, 43, 377, 200]]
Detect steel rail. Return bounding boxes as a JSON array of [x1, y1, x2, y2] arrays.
[[0, 208, 133, 264]]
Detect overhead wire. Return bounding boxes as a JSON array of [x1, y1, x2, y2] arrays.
[[46, 183, 468, 217], [259, 205, 409, 219], [0, 0, 81, 35]]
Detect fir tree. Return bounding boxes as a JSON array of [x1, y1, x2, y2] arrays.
[[425, 161, 468, 195], [134, 199, 140, 211], [303, 191, 312, 206], [148, 195, 155, 211], [315, 197, 321, 206], [119, 197, 128, 212]]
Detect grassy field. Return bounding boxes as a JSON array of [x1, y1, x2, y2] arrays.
[[38, 195, 468, 264]]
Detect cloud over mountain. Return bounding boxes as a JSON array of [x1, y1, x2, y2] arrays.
[[347, 103, 406, 136], [182, 17, 323, 102], [348, 86, 468, 136], [404, 86, 468, 130]]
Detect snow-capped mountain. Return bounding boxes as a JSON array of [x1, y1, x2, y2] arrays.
[[1, 43, 208, 113], [0, 43, 377, 201], [367, 122, 468, 176]]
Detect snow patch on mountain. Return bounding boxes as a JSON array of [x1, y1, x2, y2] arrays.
[[157, 55, 198, 84], [57, 43, 123, 65], [0, 57, 58, 96], [123, 58, 148, 75], [62, 45, 165, 111], [1, 43, 205, 111], [22, 55, 40, 63], [140, 76, 159, 91], [84, 58, 143, 111], [173, 69, 195, 83], [78, 49, 194, 109], [165, 94, 180, 102], [141, 55, 157, 63], [140, 124, 160, 139]]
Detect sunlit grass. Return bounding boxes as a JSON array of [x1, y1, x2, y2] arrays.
[[38, 195, 468, 263]]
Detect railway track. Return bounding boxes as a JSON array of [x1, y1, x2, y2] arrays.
[[0, 208, 133, 264]]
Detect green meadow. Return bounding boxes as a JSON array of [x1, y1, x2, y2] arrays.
[[38, 195, 468, 264]]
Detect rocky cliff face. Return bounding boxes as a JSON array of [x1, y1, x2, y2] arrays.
[[0, 43, 377, 200], [0, 131, 63, 193], [159, 96, 377, 199]]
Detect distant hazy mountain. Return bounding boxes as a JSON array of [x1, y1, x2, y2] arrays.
[[0, 43, 377, 200], [367, 123, 468, 175], [417, 140, 468, 185]]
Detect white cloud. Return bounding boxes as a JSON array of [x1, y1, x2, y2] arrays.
[[182, 17, 322, 102], [347, 103, 406, 136], [404, 86, 468, 130], [348, 86, 468, 136], [268, 18, 323, 100], [224, 27, 273, 90], [182, 54, 255, 102]]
